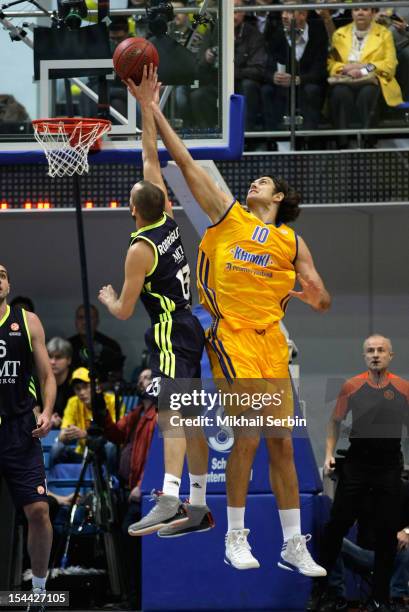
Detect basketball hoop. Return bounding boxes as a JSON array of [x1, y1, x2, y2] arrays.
[[32, 117, 111, 178]]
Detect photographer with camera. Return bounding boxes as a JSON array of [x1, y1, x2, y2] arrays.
[[234, 0, 266, 133], [101, 368, 156, 610], [103, 368, 156, 504], [186, 20, 219, 128], [167, 0, 207, 126], [50, 367, 122, 470], [191, 0, 266, 133], [309, 335, 409, 612]]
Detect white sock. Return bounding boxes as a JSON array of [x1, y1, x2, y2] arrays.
[[162, 473, 181, 498], [32, 575, 46, 591], [227, 506, 245, 531], [189, 473, 207, 506], [279, 508, 301, 543]]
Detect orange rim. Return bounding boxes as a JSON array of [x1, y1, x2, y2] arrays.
[[32, 117, 111, 135]]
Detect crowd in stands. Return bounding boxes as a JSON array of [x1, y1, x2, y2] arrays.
[[194, 0, 408, 148], [1, 0, 408, 148], [107, 0, 409, 148]]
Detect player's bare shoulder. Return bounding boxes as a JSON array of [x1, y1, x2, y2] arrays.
[[127, 239, 156, 276], [24, 310, 45, 341]]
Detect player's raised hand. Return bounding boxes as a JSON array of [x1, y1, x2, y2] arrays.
[[289, 273, 324, 309], [125, 64, 159, 106]]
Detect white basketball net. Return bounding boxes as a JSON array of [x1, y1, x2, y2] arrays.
[[33, 120, 111, 178]]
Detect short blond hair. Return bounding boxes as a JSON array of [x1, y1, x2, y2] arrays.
[[363, 334, 393, 353]]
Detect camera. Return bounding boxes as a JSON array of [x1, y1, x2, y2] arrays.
[[58, 0, 88, 30], [146, 0, 174, 36]]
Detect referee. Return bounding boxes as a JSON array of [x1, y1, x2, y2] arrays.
[[0, 264, 56, 611], [309, 335, 409, 612]]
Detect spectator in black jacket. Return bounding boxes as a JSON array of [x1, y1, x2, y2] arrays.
[[184, 20, 219, 128], [69, 304, 125, 385], [189, 1, 266, 133], [254, 0, 281, 38], [234, 0, 266, 131], [376, 8, 409, 100], [261, 5, 328, 134]]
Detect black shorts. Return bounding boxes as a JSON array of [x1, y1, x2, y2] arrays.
[[145, 311, 205, 404], [0, 411, 48, 508]]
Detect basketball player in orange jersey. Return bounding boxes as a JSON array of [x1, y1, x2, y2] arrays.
[[126, 74, 331, 574]]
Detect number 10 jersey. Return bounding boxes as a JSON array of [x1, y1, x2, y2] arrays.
[[197, 200, 298, 331]]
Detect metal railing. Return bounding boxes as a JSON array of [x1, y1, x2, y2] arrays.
[[3, 1, 409, 17]]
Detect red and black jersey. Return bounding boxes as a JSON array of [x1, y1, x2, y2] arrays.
[[334, 371, 409, 465], [0, 306, 36, 418]]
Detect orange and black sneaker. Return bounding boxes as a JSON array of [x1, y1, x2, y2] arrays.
[[128, 490, 188, 536], [157, 501, 215, 538]]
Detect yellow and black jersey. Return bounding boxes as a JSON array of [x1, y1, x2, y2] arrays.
[[197, 200, 298, 331], [130, 213, 191, 324]]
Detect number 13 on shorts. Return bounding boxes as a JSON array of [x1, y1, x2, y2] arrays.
[[176, 264, 191, 300]]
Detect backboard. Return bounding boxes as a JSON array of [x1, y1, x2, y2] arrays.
[[0, 1, 243, 165]]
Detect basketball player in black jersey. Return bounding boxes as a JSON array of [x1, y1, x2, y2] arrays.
[[0, 264, 56, 611], [99, 66, 213, 537]]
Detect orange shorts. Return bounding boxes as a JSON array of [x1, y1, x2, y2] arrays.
[[205, 320, 293, 424]]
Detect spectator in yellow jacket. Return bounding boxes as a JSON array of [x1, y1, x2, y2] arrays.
[[328, 7, 403, 146], [50, 368, 123, 466]]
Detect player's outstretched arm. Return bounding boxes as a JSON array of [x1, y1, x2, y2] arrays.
[[126, 67, 173, 217], [98, 240, 154, 320], [289, 236, 331, 312], [27, 311, 56, 437], [150, 102, 231, 224]]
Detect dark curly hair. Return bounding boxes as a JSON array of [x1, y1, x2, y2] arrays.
[[270, 176, 302, 225]]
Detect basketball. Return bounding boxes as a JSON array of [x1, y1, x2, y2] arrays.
[[113, 37, 159, 85]]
